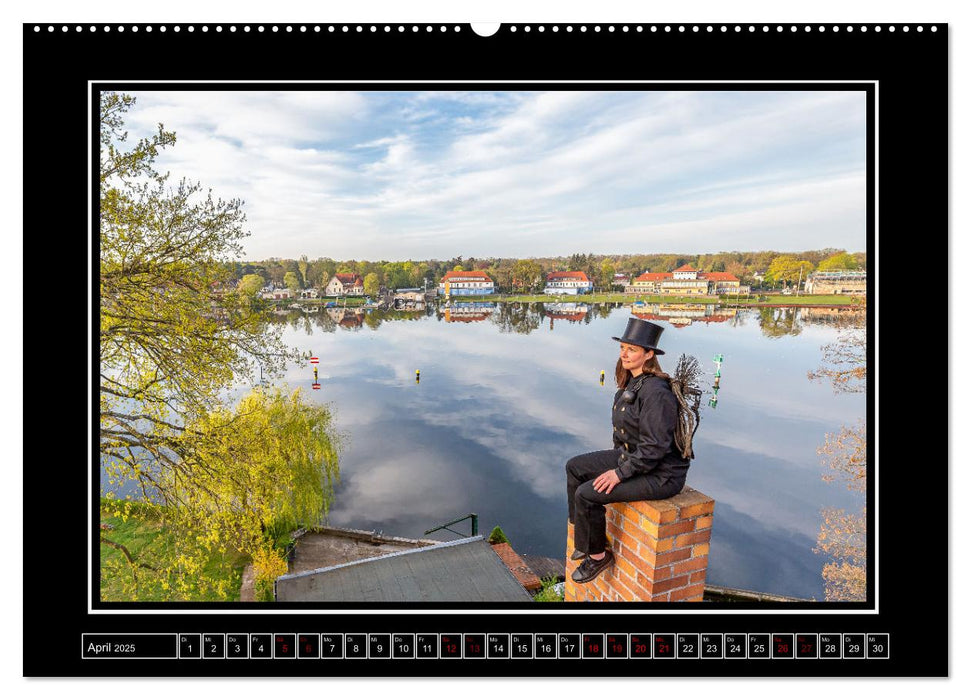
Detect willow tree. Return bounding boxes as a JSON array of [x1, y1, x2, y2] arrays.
[[99, 93, 340, 599]]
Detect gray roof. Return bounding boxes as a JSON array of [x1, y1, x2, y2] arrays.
[[275, 536, 533, 603]]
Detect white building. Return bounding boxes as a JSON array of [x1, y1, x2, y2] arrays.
[[438, 271, 495, 296], [325, 274, 364, 296], [544, 271, 593, 295]]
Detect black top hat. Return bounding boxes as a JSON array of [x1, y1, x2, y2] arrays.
[[611, 317, 666, 354]]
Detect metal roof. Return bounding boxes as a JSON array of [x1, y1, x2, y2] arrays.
[[275, 536, 534, 603]]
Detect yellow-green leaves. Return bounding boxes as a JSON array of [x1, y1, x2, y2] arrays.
[[99, 94, 341, 601]]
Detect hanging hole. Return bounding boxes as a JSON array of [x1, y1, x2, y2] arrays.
[[471, 22, 501, 37]]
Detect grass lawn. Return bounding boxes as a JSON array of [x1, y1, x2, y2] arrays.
[[99, 500, 247, 602]]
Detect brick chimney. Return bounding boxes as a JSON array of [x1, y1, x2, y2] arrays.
[[564, 486, 715, 602]]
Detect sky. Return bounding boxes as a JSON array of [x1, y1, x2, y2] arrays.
[[119, 88, 868, 262]]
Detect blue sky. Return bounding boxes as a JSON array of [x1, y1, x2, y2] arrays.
[[122, 89, 867, 261]]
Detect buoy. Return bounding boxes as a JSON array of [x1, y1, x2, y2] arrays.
[[416, 369, 421, 384], [312, 382, 321, 391], [600, 370, 605, 386]]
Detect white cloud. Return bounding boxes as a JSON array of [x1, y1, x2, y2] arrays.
[[118, 89, 867, 259]]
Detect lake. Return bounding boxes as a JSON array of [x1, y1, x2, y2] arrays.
[[253, 301, 866, 601]]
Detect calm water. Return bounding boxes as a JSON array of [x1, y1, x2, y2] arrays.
[[256, 301, 865, 600]]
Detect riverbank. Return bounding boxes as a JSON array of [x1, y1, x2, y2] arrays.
[[269, 292, 862, 308], [439, 292, 862, 307]]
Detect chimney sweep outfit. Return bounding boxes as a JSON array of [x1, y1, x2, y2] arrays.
[[566, 318, 691, 582]]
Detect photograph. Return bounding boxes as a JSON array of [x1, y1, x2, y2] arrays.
[[98, 87, 869, 606]]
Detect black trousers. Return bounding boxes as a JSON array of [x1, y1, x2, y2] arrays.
[[566, 449, 686, 554]]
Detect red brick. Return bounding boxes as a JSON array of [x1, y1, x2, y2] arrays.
[[658, 519, 696, 538], [620, 546, 652, 574], [692, 543, 710, 557], [669, 582, 706, 601], [628, 579, 654, 601], [651, 575, 690, 594], [611, 577, 636, 601], [647, 565, 672, 582], [628, 499, 679, 524], [653, 536, 676, 553], [615, 530, 642, 554], [695, 516, 714, 530], [672, 556, 708, 576], [491, 543, 543, 590], [674, 530, 713, 548], [615, 555, 637, 579], [689, 570, 708, 584], [653, 547, 693, 567], [632, 518, 659, 539], [615, 568, 639, 592], [680, 500, 715, 518]]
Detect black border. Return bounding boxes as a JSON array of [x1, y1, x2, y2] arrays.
[[24, 22, 946, 677]]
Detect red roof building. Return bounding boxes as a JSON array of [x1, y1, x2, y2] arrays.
[[439, 271, 495, 296], [627, 268, 741, 296]]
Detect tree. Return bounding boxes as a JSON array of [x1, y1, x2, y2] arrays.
[[284, 271, 300, 292], [511, 259, 543, 293], [298, 256, 310, 287], [598, 260, 616, 291], [816, 252, 859, 272], [363, 272, 380, 297], [99, 93, 341, 599], [765, 255, 814, 287], [238, 273, 265, 296]]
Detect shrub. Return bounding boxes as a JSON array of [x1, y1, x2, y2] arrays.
[[251, 544, 289, 602], [487, 526, 509, 545], [533, 576, 564, 603]]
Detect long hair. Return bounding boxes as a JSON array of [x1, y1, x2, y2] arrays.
[[615, 351, 669, 388]]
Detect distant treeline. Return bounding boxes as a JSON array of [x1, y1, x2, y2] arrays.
[[225, 249, 866, 294]]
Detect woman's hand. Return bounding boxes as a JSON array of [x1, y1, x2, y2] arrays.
[[593, 469, 621, 494]]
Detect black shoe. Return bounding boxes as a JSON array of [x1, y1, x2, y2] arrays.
[[570, 549, 586, 561], [571, 551, 614, 584]]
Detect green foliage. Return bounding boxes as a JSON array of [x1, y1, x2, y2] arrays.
[[284, 271, 300, 291], [532, 576, 564, 603], [765, 255, 814, 286], [99, 93, 342, 600], [238, 273, 265, 296], [816, 252, 859, 272], [487, 526, 509, 545], [251, 544, 289, 602], [363, 272, 380, 297], [99, 500, 246, 601]]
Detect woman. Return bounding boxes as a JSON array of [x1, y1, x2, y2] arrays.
[[566, 317, 692, 584]]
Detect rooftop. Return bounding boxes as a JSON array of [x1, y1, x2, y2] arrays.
[[276, 535, 534, 603]]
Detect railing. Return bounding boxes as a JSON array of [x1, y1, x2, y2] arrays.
[[424, 513, 478, 538]]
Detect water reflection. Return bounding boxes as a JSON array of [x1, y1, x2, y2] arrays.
[[108, 301, 865, 598], [262, 303, 866, 599], [266, 301, 860, 340], [631, 302, 737, 328]]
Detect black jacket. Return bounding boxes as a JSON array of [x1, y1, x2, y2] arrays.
[[611, 373, 690, 482]]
